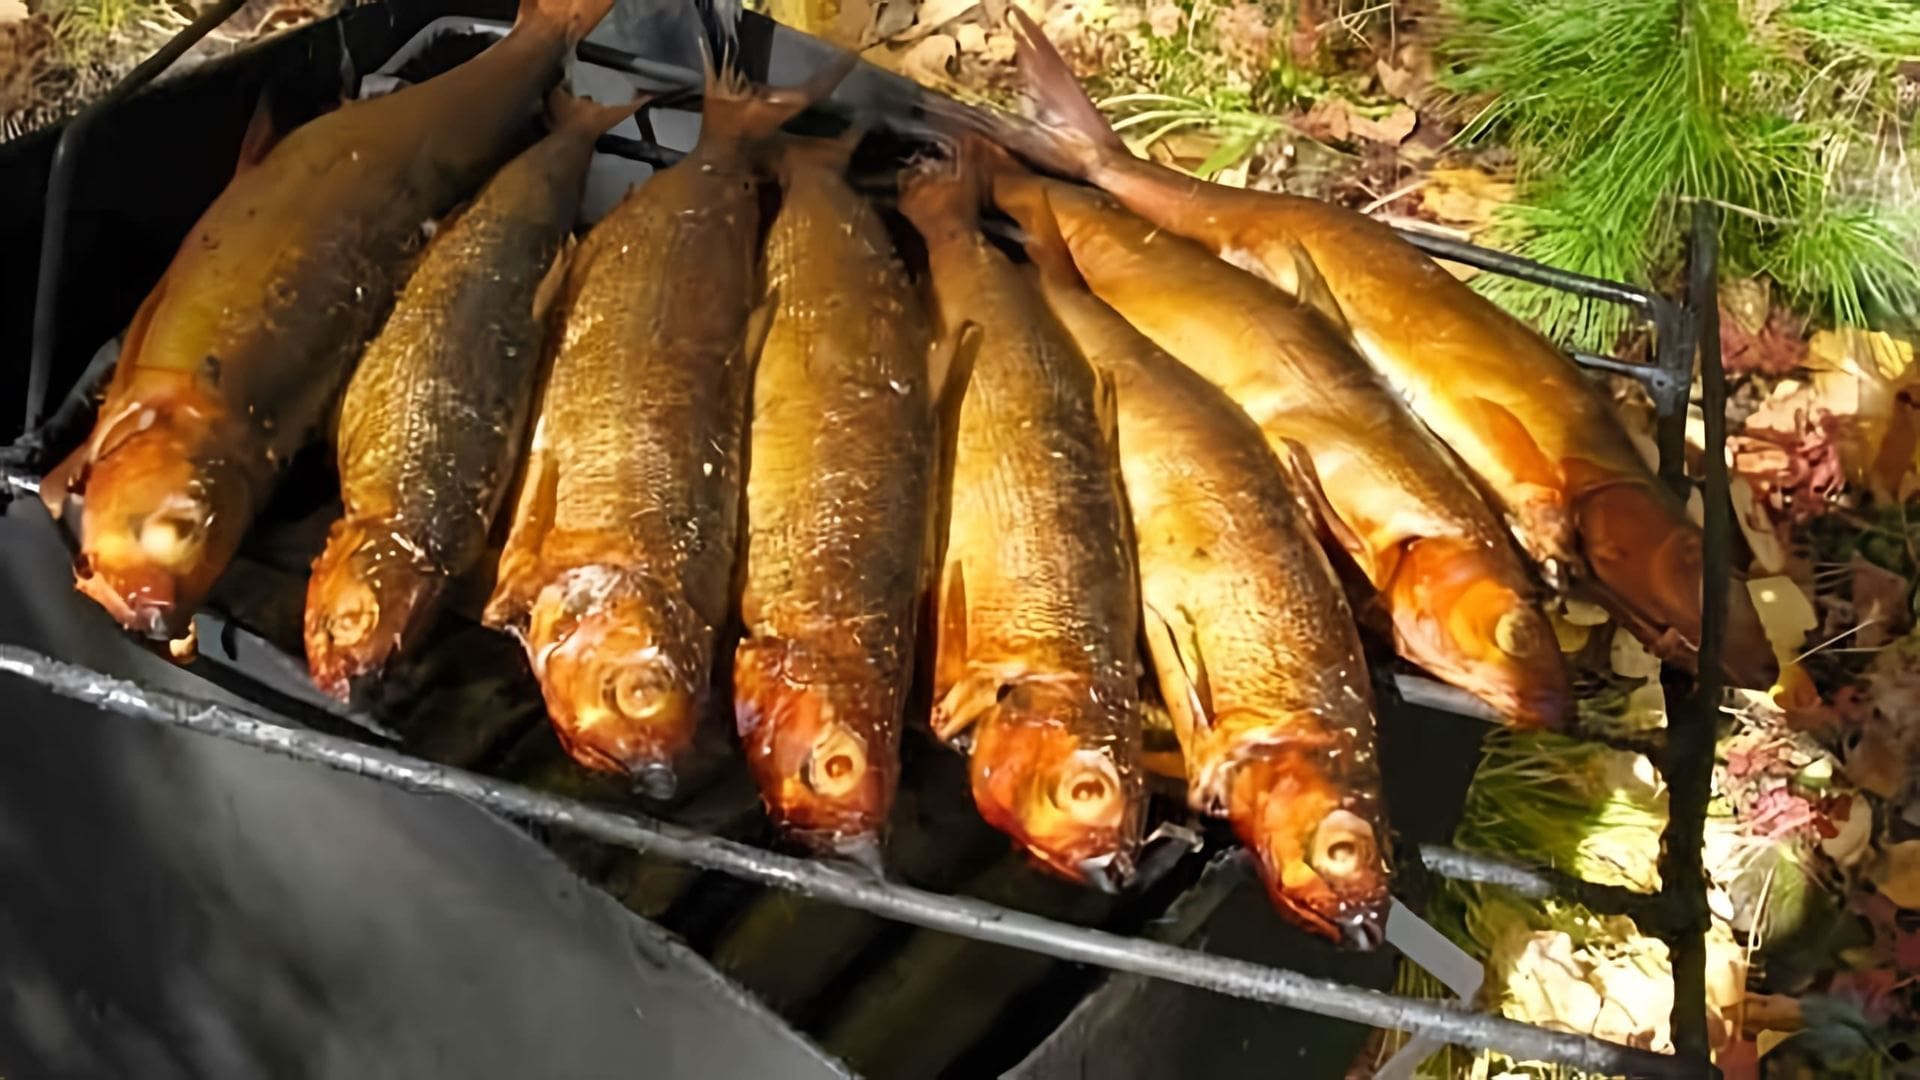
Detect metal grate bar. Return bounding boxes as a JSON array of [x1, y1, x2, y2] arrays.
[[23, 0, 252, 439], [0, 644, 1692, 1079]]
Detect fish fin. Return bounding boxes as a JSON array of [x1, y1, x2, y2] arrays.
[[532, 237, 574, 323], [930, 321, 982, 419], [1275, 437, 1372, 576], [1003, 179, 1084, 290], [1092, 365, 1121, 457], [546, 87, 650, 135], [1464, 396, 1564, 494], [1141, 601, 1211, 744], [516, 0, 614, 47], [1280, 238, 1348, 336], [744, 291, 779, 365], [700, 52, 854, 147], [930, 566, 1000, 745], [1006, 8, 1126, 158], [484, 412, 559, 631], [235, 89, 280, 174], [898, 137, 993, 234]]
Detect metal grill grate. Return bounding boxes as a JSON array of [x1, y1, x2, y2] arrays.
[[0, 10, 1729, 1078]]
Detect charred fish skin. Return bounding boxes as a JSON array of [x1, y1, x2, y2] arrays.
[[1009, 207, 1390, 943], [899, 150, 1145, 890], [485, 66, 849, 789], [55, 0, 614, 641], [994, 8, 1774, 688], [995, 173, 1569, 731], [734, 134, 936, 855], [304, 92, 636, 702]]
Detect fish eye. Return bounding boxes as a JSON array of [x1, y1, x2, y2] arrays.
[[323, 583, 381, 649], [805, 726, 869, 799], [138, 502, 208, 567], [1310, 809, 1375, 880], [603, 664, 672, 721], [1051, 751, 1122, 826]]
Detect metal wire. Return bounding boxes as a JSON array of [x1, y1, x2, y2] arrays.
[[0, 644, 1691, 1079]]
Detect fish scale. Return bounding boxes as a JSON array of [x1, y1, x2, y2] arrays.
[[900, 158, 1143, 888]]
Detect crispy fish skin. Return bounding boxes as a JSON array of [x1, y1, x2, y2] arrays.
[[1017, 229, 1390, 944], [899, 151, 1144, 890], [733, 134, 937, 855], [52, 0, 611, 641], [304, 92, 634, 701], [996, 173, 1568, 730], [994, 8, 1774, 688], [485, 67, 845, 792]]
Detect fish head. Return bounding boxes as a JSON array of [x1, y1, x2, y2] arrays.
[[734, 639, 900, 854], [967, 682, 1142, 891], [304, 522, 442, 701], [526, 584, 699, 792], [1392, 538, 1569, 729], [1577, 482, 1778, 689], [1226, 754, 1391, 948], [73, 408, 255, 639]]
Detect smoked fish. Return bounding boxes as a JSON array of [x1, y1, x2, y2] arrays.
[[899, 146, 1144, 890], [1013, 199, 1391, 944], [51, 0, 612, 639], [734, 132, 940, 857], [484, 64, 846, 794], [988, 10, 1774, 687], [993, 169, 1569, 729], [304, 91, 636, 701]]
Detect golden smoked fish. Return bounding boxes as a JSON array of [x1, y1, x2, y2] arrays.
[[899, 147, 1144, 890], [304, 92, 635, 701], [484, 66, 845, 795], [991, 9, 1774, 687], [993, 169, 1569, 729], [49, 0, 612, 640], [734, 132, 940, 858], [1015, 206, 1391, 945]]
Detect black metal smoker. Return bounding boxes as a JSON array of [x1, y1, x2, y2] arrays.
[[0, 3, 1732, 1076]]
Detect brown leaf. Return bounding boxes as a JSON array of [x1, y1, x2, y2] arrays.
[[1349, 104, 1417, 145], [1375, 45, 1435, 104], [1720, 302, 1807, 377], [1851, 553, 1913, 649], [1295, 97, 1352, 142], [1869, 385, 1920, 503], [894, 0, 979, 41]]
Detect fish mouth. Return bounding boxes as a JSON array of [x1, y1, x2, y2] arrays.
[[630, 760, 677, 800], [75, 563, 187, 640], [1337, 908, 1388, 951], [788, 829, 885, 876]]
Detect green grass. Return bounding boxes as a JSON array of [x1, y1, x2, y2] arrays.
[[1439, 0, 1920, 350]]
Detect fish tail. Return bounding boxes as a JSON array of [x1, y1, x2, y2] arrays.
[[773, 125, 865, 182], [699, 53, 854, 147], [947, 7, 1120, 181], [989, 170, 1084, 288], [545, 87, 647, 135], [515, 0, 614, 46]]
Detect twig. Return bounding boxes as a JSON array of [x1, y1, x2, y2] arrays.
[[1360, 177, 1427, 215]]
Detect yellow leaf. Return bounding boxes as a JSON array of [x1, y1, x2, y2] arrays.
[[1610, 628, 1661, 680], [1420, 166, 1515, 229], [0, 0, 26, 23], [1552, 612, 1591, 653], [1561, 598, 1612, 626], [899, 33, 959, 85], [1755, 1030, 1795, 1059], [1747, 575, 1817, 659], [1872, 839, 1920, 910]]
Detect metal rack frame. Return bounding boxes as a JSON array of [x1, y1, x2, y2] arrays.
[[1, 11, 1729, 1079]]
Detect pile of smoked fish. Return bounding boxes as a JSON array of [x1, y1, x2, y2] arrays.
[[40, 1, 1778, 948]]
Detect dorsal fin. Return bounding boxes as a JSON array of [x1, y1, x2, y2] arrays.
[[234, 89, 281, 174]]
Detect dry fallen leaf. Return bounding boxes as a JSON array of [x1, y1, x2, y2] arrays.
[[1851, 553, 1913, 649], [1419, 166, 1516, 229], [1820, 792, 1873, 869], [1748, 575, 1819, 661], [1872, 839, 1920, 910], [895, 0, 979, 41], [0, 0, 27, 24], [1349, 104, 1417, 145], [1295, 97, 1352, 142], [1730, 475, 1789, 575], [953, 21, 987, 54], [1611, 627, 1662, 680], [899, 33, 959, 85], [1375, 45, 1435, 104]]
